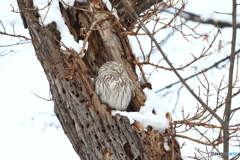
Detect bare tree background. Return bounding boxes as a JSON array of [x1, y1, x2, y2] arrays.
[[1, 0, 239, 160]]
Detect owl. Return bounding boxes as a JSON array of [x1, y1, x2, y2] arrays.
[[95, 61, 135, 110]]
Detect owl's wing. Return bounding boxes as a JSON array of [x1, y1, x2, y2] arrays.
[[131, 81, 136, 97], [132, 86, 136, 97], [95, 78, 102, 96]]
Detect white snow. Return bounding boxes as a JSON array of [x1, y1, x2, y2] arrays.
[[33, 0, 84, 55], [112, 88, 169, 133], [102, 0, 119, 19], [102, 0, 112, 11], [60, 0, 75, 8], [163, 137, 170, 151]]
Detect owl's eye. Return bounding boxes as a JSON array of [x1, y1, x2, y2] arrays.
[[112, 68, 117, 72], [119, 68, 123, 73]]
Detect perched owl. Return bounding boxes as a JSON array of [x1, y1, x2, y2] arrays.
[[95, 61, 135, 110]]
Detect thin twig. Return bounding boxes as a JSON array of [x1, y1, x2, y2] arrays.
[[79, 19, 103, 57], [0, 20, 6, 32], [0, 31, 31, 40], [31, 92, 52, 101]]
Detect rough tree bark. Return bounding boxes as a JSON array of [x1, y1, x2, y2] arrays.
[[17, 0, 182, 159]]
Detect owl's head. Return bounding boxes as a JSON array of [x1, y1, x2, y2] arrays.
[[98, 61, 127, 77], [108, 62, 127, 77]]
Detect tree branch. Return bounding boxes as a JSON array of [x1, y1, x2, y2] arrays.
[[231, 106, 240, 114], [0, 31, 31, 40], [155, 51, 240, 93], [223, 1, 237, 158], [110, 0, 163, 30], [165, 7, 240, 28]]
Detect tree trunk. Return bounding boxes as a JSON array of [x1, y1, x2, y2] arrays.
[[17, 0, 182, 159]]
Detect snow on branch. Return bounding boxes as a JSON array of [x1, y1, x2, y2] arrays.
[[112, 89, 170, 133], [33, 0, 87, 56]]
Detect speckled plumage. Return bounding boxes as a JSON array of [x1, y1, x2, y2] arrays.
[[95, 61, 135, 110]]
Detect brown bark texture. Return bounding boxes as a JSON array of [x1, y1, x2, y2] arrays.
[[17, 0, 182, 159]]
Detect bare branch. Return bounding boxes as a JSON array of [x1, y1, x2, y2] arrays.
[[0, 20, 6, 32], [222, 1, 237, 159], [231, 106, 240, 114], [171, 134, 222, 146], [30, 92, 52, 101], [165, 7, 240, 28], [0, 30, 31, 40], [0, 41, 30, 47], [155, 53, 239, 93], [0, 50, 17, 58]]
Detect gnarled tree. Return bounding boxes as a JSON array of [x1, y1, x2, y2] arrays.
[[17, 0, 182, 159]]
